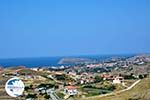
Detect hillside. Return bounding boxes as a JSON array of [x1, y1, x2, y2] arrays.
[[82, 77, 150, 100]]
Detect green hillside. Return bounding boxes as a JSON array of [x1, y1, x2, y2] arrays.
[[82, 77, 150, 100]]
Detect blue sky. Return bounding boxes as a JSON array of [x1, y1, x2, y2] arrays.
[[0, 0, 150, 58]]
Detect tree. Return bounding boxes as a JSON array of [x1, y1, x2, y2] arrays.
[[44, 94, 51, 99], [95, 75, 103, 83], [26, 94, 37, 99], [139, 74, 144, 79], [24, 86, 30, 91]]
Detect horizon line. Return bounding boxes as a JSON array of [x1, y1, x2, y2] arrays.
[[0, 53, 149, 59]]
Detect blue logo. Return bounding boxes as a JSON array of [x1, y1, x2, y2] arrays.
[[5, 77, 25, 97]]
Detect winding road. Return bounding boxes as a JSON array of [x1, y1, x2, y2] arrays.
[[83, 80, 141, 100]]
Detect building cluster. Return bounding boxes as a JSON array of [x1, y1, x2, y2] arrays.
[[0, 54, 150, 99]]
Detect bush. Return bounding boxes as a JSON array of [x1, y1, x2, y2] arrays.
[[55, 74, 65, 80], [38, 83, 54, 88], [26, 94, 37, 99], [139, 75, 144, 79], [83, 85, 94, 88], [24, 86, 30, 91], [44, 94, 51, 99], [95, 75, 103, 83]]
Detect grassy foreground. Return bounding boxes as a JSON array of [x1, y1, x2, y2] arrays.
[[82, 77, 150, 100]]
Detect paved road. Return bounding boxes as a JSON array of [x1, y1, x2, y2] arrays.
[[53, 92, 61, 100], [47, 90, 61, 100], [50, 93, 58, 100]]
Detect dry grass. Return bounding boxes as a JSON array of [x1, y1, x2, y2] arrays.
[[81, 77, 150, 100]]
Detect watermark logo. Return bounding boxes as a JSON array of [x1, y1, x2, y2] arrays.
[[5, 77, 25, 97]]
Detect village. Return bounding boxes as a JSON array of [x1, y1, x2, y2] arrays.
[[0, 54, 150, 100]]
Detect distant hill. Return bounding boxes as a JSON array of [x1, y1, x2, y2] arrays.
[[58, 57, 95, 64]]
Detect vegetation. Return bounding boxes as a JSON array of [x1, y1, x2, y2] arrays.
[[44, 94, 51, 99], [38, 83, 55, 88], [26, 94, 37, 99], [82, 77, 150, 100], [55, 74, 66, 80], [94, 75, 103, 83]]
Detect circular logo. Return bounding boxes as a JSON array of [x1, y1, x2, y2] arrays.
[[5, 77, 25, 97]]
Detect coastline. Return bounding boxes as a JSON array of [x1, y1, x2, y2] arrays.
[[0, 54, 135, 68]]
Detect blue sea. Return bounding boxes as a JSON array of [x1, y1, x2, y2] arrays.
[[0, 54, 134, 68]]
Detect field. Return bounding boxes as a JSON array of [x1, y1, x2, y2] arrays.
[[82, 77, 150, 100]]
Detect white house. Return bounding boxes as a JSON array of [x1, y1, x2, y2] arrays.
[[64, 86, 78, 95], [113, 76, 124, 84]]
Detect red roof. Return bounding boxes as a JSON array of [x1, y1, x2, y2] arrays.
[[101, 74, 110, 78], [65, 86, 77, 89]]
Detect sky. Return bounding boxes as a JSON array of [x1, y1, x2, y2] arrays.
[[0, 0, 150, 58]]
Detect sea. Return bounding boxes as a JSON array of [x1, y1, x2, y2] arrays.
[[0, 54, 134, 68]]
